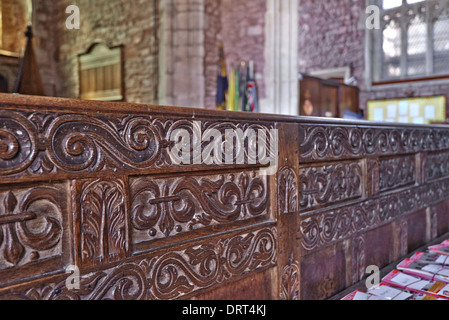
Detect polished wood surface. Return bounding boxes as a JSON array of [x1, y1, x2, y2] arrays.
[[0, 93, 448, 300]]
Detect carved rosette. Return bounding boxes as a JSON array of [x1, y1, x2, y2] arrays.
[[1, 226, 277, 300], [78, 179, 128, 266], [130, 171, 268, 241]]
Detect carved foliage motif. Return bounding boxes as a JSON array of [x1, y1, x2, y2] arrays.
[[299, 162, 363, 211], [0, 187, 63, 269], [399, 219, 408, 258], [277, 167, 298, 215], [430, 207, 438, 240], [0, 112, 39, 175], [78, 179, 128, 266], [1, 227, 277, 300], [351, 236, 365, 283], [426, 150, 449, 181], [367, 158, 380, 197], [0, 111, 274, 177], [300, 176, 449, 251], [379, 156, 416, 191], [280, 256, 300, 300], [130, 171, 268, 241], [299, 125, 449, 162]]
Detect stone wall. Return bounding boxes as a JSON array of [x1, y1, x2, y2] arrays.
[[22, 0, 268, 109], [203, 0, 266, 109], [220, 0, 266, 101], [33, 0, 159, 104], [32, 0, 59, 96], [298, 0, 366, 104], [1, 0, 28, 53], [159, 0, 205, 108]]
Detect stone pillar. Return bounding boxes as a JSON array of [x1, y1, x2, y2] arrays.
[[158, 0, 205, 108], [262, 0, 299, 116]]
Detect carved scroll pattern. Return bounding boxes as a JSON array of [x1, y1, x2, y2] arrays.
[[0, 111, 274, 177], [0, 187, 63, 269], [399, 219, 408, 258], [379, 156, 416, 191], [300, 176, 449, 252], [79, 179, 128, 266], [2, 227, 277, 300], [299, 125, 449, 162], [299, 162, 363, 211], [131, 171, 268, 241], [367, 158, 380, 197]]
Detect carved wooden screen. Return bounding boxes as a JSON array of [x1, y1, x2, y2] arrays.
[[78, 43, 123, 101]]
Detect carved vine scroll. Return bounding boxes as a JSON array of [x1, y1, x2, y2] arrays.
[[130, 171, 269, 243], [0, 226, 277, 300]]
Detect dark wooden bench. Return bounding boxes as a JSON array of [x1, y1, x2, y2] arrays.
[[0, 93, 448, 300]]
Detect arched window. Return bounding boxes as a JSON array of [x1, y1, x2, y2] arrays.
[[371, 0, 449, 82], [0, 0, 30, 53]]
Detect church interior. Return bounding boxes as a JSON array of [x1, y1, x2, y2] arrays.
[[1, 0, 449, 301]]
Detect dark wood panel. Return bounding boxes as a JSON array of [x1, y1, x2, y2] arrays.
[[0, 93, 447, 300]]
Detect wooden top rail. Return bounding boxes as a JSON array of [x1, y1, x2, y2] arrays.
[[0, 93, 449, 300]]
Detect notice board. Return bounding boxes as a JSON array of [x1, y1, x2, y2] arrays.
[[367, 96, 446, 125]]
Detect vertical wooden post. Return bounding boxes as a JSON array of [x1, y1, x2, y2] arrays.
[[274, 122, 301, 300]]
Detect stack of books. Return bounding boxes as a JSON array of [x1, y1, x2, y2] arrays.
[[342, 238, 449, 300]]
